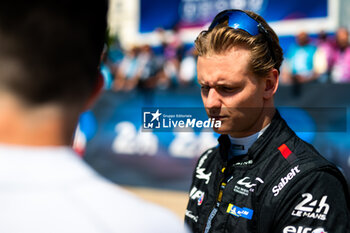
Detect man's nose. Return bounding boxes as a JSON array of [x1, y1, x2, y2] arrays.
[[205, 88, 221, 109]]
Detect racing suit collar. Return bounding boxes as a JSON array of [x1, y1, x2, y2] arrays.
[[218, 110, 289, 164]]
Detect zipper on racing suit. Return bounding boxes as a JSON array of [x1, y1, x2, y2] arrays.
[[203, 167, 231, 233]]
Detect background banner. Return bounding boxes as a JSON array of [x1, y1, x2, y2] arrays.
[[140, 0, 328, 32], [83, 84, 350, 191]]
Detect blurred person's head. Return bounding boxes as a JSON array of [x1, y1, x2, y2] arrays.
[[141, 45, 153, 54], [128, 46, 140, 57], [296, 31, 310, 46], [336, 27, 349, 49], [0, 1, 108, 145], [195, 9, 282, 137], [318, 30, 328, 41]]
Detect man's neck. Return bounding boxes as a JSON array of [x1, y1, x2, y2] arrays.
[[229, 107, 275, 138], [0, 93, 78, 146], [228, 123, 270, 158]]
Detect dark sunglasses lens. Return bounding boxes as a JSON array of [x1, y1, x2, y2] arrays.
[[208, 10, 260, 36]]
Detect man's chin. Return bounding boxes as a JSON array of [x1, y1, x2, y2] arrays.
[[212, 126, 232, 135]]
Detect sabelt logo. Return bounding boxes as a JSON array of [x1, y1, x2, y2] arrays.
[[272, 165, 300, 196], [283, 226, 327, 233]]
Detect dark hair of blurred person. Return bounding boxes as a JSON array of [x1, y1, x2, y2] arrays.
[[0, 2, 107, 145], [0, 2, 106, 107]]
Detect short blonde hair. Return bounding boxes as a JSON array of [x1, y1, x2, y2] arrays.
[[195, 10, 283, 77]]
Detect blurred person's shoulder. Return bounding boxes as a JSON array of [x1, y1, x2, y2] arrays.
[[0, 146, 188, 233], [86, 180, 188, 233], [71, 158, 188, 233]]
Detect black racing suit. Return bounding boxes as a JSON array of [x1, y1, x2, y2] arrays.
[[185, 111, 350, 233]]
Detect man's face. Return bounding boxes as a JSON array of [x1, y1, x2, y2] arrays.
[[197, 46, 266, 137], [296, 32, 309, 46], [336, 28, 349, 49]]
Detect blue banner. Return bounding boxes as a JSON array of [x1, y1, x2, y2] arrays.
[[83, 84, 350, 191], [140, 0, 328, 32]]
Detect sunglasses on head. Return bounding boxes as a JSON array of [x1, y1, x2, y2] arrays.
[[209, 9, 268, 36], [208, 9, 276, 64]]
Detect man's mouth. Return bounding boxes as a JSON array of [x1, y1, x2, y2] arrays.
[[209, 116, 227, 120]]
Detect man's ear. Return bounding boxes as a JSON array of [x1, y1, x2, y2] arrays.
[[83, 72, 104, 111], [263, 68, 279, 100]]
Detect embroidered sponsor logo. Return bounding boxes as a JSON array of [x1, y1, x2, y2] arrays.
[[233, 177, 264, 196], [197, 192, 204, 206], [185, 210, 199, 222], [226, 204, 253, 220], [291, 193, 329, 221], [190, 186, 205, 206], [283, 226, 327, 233], [234, 160, 253, 166], [196, 151, 212, 184], [272, 165, 300, 196]]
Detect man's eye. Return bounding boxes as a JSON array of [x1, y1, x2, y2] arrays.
[[201, 85, 210, 91], [219, 86, 235, 92]]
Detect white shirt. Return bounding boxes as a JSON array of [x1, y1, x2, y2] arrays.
[[0, 145, 188, 233], [228, 124, 270, 157]]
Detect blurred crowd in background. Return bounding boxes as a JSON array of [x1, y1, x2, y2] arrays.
[[281, 27, 350, 84], [101, 28, 197, 91], [100, 27, 350, 92]]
